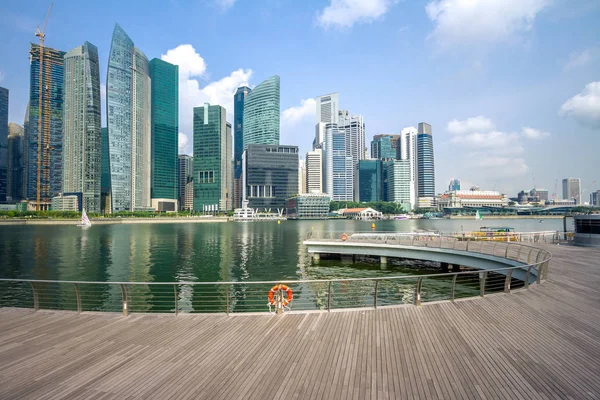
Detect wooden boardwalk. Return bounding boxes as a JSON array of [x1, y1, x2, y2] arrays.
[[1, 243, 599, 399]]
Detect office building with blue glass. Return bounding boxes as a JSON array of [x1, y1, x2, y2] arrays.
[[0, 86, 8, 202], [243, 76, 280, 149], [234, 86, 251, 208], [356, 159, 383, 202], [417, 122, 435, 198]]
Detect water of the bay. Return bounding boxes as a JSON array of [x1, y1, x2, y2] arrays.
[[0, 218, 565, 313]]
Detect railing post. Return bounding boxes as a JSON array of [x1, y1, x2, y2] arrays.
[[480, 240, 484, 252], [525, 266, 532, 289], [327, 281, 332, 312], [226, 285, 230, 315], [516, 245, 523, 262], [480, 271, 487, 297], [504, 269, 513, 293], [120, 284, 129, 316], [492, 241, 497, 256], [466, 238, 470, 251], [451, 274, 457, 302], [414, 278, 423, 306], [173, 284, 178, 316], [452, 239, 457, 250], [29, 282, 39, 311], [74, 283, 81, 313], [504, 244, 509, 258], [527, 248, 533, 265], [374, 280, 379, 309]]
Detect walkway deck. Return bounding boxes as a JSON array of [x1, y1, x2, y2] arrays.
[[1, 244, 599, 399]]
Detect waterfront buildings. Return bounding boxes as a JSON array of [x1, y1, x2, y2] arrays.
[[398, 127, 417, 210], [193, 103, 232, 212], [51, 193, 79, 211], [234, 86, 251, 208], [532, 188, 549, 202], [26, 44, 66, 209], [338, 109, 366, 172], [242, 144, 298, 211], [448, 179, 460, 191], [62, 42, 102, 213], [106, 24, 151, 212], [356, 159, 383, 202], [7, 123, 23, 201], [298, 159, 306, 194], [0, 86, 7, 202], [305, 149, 323, 193], [386, 159, 412, 211], [286, 193, 331, 219], [417, 122, 435, 198], [178, 155, 194, 211], [438, 190, 509, 209], [243, 76, 280, 149], [324, 123, 353, 201], [149, 58, 179, 212], [100, 127, 111, 213], [371, 134, 399, 160], [562, 178, 581, 204]]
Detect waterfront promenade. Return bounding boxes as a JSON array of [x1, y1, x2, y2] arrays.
[[1, 243, 599, 399]]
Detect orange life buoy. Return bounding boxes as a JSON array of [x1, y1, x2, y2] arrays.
[[341, 233, 348, 241], [268, 284, 293, 306]]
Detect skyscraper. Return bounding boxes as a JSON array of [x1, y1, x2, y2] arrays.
[[356, 159, 383, 202], [62, 42, 102, 213], [563, 178, 581, 204], [193, 103, 231, 212], [324, 123, 353, 201], [243, 75, 280, 149], [0, 86, 7, 202], [417, 122, 435, 198], [298, 159, 306, 194], [399, 126, 417, 210], [178, 155, 193, 211], [371, 134, 400, 160], [106, 24, 151, 212], [100, 127, 111, 213], [27, 44, 66, 208], [306, 149, 323, 193], [338, 110, 366, 171], [7, 122, 23, 201], [149, 58, 179, 211], [234, 86, 251, 208], [448, 178, 460, 191], [387, 159, 414, 211], [21, 104, 29, 200], [316, 93, 339, 124]]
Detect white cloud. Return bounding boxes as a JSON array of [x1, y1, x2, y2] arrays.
[[564, 49, 592, 71], [425, 0, 550, 49], [560, 81, 600, 128], [447, 116, 495, 134], [522, 127, 550, 139], [178, 132, 190, 154], [317, 0, 397, 29], [282, 98, 316, 126], [161, 44, 252, 155], [452, 131, 521, 151], [215, 0, 236, 10]]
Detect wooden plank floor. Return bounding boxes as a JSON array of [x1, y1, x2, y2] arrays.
[[1, 243, 600, 399]]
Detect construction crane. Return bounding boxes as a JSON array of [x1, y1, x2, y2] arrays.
[[34, 3, 53, 211]]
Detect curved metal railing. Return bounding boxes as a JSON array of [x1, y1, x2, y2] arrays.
[[0, 234, 552, 315]]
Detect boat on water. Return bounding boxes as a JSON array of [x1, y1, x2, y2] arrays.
[[475, 210, 483, 220], [77, 209, 92, 228], [392, 214, 410, 220]]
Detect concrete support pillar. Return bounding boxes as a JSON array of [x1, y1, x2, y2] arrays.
[[441, 262, 450, 273], [312, 253, 320, 263], [380, 256, 388, 266]]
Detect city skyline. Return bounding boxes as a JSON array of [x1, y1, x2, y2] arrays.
[[0, 1, 598, 197]]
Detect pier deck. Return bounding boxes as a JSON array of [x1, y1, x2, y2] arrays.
[[1, 244, 599, 399]]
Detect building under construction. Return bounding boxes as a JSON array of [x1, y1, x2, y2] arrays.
[[26, 43, 65, 209]]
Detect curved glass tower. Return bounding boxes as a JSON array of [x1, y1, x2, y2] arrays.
[[243, 75, 280, 149], [106, 24, 151, 212]]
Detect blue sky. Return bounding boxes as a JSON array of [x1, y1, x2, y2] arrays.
[[1, 0, 599, 199]]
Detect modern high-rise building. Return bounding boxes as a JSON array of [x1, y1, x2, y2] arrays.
[[324, 123, 353, 201], [306, 149, 323, 193], [27, 44, 66, 209], [338, 110, 366, 173], [448, 178, 460, 191], [0, 86, 8, 202], [298, 158, 306, 194], [100, 127, 111, 213], [591, 190, 600, 206], [242, 144, 298, 211], [399, 127, 417, 210], [149, 58, 179, 212], [106, 24, 151, 212], [386, 159, 412, 211], [371, 134, 400, 160], [356, 159, 383, 202], [243, 75, 280, 149], [178, 155, 194, 211], [417, 122, 435, 198], [21, 104, 29, 200], [7, 122, 23, 201], [193, 103, 232, 212], [316, 93, 339, 124], [563, 178, 582, 204], [234, 86, 251, 208], [62, 42, 102, 213]]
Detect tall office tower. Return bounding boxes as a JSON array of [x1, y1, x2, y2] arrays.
[[338, 110, 366, 173], [417, 122, 435, 198], [562, 178, 582, 204], [149, 58, 179, 212], [193, 103, 231, 212], [100, 127, 111, 213], [242, 144, 298, 211], [225, 122, 233, 211], [0, 87, 7, 202], [233, 86, 251, 209], [7, 123, 24, 201], [371, 134, 400, 160], [62, 42, 102, 213], [387, 159, 415, 211], [243, 75, 280, 149], [315, 93, 339, 149], [324, 123, 353, 201], [21, 104, 29, 200], [298, 158, 306, 194], [306, 149, 323, 193], [107, 24, 151, 212], [27, 44, 66, 209], [178, 155, 194, 211], [399, 126, 417, 210], [356, 159, 383, 202], [591, 190, 600, 206], [448, 178, 460, 191]]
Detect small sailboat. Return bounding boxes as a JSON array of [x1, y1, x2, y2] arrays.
[[78, 209, 92, 228], [475, 210, 483, 220]]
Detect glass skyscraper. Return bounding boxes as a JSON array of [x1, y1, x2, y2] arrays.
[[0, 86, 7, 202], [7, 123, 24, 201], [100, 127, 111, 213], [62, 41, 102, 213], [356, 159, 383, 202], [417, 122, 435, 198], [149, 58, 178, 208], [324, 123, 353, 201], [178, 155, 193, 211], [371, 134, 400, 160], [243, 75, 280, 149], [193, 103, 232, 212], [27, 44, 66, 208], [107, 24, 151, 212], [234, 86, 251, 209]]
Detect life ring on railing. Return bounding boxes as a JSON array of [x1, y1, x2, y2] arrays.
[[268, 284, 293, 306], [341, 233, 348, 241]]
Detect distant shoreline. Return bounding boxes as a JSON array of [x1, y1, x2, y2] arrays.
[[0, 217, 229, 226], [447, 215, 565, 220]]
